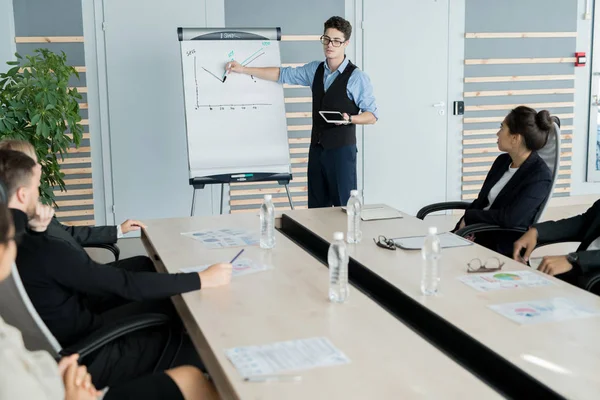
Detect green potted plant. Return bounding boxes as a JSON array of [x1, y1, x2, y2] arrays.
[[0, 48, 84, 205]]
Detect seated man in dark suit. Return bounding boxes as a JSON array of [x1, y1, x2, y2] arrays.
[[0, 149, 232, 389], [0, 139, 151, 273], [514, 200, 600, 287]]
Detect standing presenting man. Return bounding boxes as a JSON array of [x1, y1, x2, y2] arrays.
[[227, 16, 378, 208]]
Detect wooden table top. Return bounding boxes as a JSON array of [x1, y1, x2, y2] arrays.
[[141, 213, 500, 399]]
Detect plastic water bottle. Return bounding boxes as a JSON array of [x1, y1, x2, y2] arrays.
[[260, 194, 275, 249], [421, 227, 441, 295], [328, 232, 349, 303], [346, 190, 362, 243]]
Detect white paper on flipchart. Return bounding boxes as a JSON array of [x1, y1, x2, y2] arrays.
[[393, 232, 473, 250], [225, 337, 350, 378], [179, 39, 290, 178]]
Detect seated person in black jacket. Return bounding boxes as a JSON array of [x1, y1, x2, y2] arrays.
[[455, 106, 553, 254], [0, 189, 219, 400], [0, 149, 232, 389], [514, 199, 600, 290], [0, 139, 152, 273]]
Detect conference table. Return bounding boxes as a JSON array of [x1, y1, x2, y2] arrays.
[[141, 213, 500, 399], [280, 207, 600, 400]]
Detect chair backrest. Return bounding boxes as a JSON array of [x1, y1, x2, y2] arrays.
[[534, 117, 561, 223], [0, 264, 61, 357]]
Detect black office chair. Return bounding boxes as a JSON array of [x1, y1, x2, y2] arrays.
[[84, 242, 121, 262], [417, 116, 562, 245], [0, 262, 181, 370], [50, 216, 121, 262]]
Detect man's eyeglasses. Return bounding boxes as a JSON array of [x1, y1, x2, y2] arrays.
[[320, 35, 346, 47], [467, 257, 505, 273], [373, 235, 396, 250]]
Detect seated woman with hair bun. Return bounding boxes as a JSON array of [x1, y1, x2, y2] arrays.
[[455, 106, 553, 254]]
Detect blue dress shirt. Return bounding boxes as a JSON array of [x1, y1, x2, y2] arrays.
[[278, 57, 379, 119]]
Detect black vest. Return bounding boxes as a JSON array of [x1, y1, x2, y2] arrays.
[[311, 61, 360, 149]]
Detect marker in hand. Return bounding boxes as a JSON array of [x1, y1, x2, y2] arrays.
[[223, 63, 231, 82]]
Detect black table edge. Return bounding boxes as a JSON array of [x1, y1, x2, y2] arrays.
[[279, 214, 565, 400]]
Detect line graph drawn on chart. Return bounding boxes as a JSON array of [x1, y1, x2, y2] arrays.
[[194, 56, 199, 109], [241, 48, 266, 67], [197, 103, 272, 111], [201, 66, 225, 83], [192, 43, 275, 110], [198, 45, 270, 83]]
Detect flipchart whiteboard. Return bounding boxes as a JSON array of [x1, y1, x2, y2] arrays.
[[178, 28, 291, 180]]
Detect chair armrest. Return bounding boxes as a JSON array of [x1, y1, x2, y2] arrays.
[[454, 223, 527, 238], [535, 239, 581, 249], [581, 271, 600, 294], [83, 243, 120, 262], [416, 201, 471, 220], [59, 313, 169, 359]]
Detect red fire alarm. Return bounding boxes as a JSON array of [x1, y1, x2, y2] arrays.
[[575, 52, 587, 67]]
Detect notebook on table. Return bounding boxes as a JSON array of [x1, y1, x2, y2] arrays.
[[393, 232, 473, 250], [341, 204, 403, 221]]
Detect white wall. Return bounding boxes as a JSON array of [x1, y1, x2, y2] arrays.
[[0, 0, 16, 73], [446, 0, 466, 202], [359, 0, 465, 213], [345, 0, 364, 192], [84, 0, 226, 225], [572, 0, 600, 195]]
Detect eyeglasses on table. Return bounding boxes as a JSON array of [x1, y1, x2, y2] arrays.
[[467, 257, 504, 273], [373, 235, 396, 250]]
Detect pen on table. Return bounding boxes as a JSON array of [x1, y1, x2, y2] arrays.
[[244, 374, 302, 383], [230, 248, 245, 264]]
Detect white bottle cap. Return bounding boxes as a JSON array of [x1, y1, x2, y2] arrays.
[[264, 194, 272, 201], [428, 227, 438, 235], [350, 190, 359, 196], [333, 231, 344, 241]]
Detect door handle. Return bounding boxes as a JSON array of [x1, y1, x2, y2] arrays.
[[433, 102, 445, 108], [592, 73, 600, 106]]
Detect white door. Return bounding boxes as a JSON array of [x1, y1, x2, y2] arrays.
[[587, 0, 600, 182], [101, 0, 215, 224], [362, 0, 449, 215]]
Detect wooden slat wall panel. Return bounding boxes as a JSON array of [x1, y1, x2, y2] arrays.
[[464, 74, 575, 83], [229, 34, 316, 213], [14, 32, 95, 225], [463, 27, 576, 200], [465, 57, 576, 65], [15, 36, 84, 43], [465, 32, 577, 39]]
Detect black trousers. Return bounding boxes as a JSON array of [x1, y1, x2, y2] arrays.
[[109, 255, 157, 273], [105, 371, 184, 400], [308, 144, 357, 208]]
